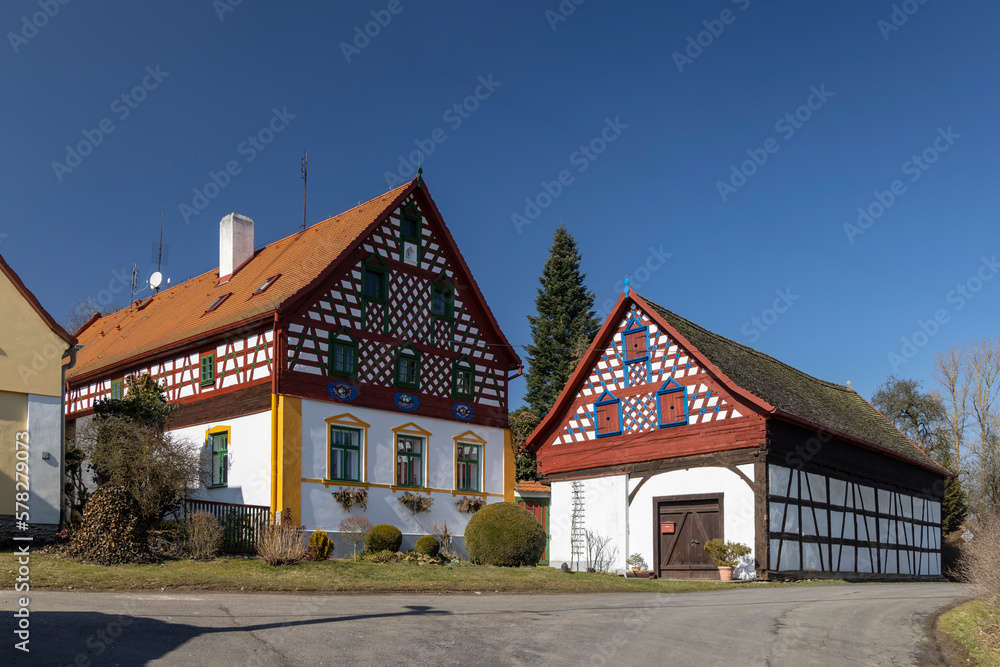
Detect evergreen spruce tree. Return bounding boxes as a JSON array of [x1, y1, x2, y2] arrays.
[[524, 224, 600, 417], [942, 475, 969, 534]]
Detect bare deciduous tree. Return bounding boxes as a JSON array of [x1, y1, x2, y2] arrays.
[[935, 339, 1000, 521], [935, 345, 971, 469]]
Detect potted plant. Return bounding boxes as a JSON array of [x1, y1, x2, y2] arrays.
[[703, 539, 751, 581], [626, 552, 646, 574]]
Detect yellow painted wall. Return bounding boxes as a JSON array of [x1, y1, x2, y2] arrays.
[[0, 391, 29, 514], [276, 395, 301, 524], [0, 270, 70, 397]]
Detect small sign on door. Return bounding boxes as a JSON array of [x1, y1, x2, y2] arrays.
[[660, 522, 675, 534]]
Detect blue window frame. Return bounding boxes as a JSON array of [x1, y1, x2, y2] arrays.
[[622, 319, 649, 363], [593, 390, 622, 438], [656, 378, 689, 428], [621, 318, 651, 387]]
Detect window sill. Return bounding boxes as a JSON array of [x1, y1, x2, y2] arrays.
[[391, 485, 429, 493], [452, 489, 486, 497], [324, 478, 366, 487]]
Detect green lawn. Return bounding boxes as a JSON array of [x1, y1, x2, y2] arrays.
[[2, 551, 841, 594], [939, 600, 1000, 666]]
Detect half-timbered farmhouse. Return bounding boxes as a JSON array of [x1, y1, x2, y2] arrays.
[[527, 290, 949, 580], [64, 177, 521, 549]]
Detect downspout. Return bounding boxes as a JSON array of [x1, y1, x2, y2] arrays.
[[60, 344, 82, 531], [270, 312, 281, 519]]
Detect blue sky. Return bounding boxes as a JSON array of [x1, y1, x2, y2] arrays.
[[2, 0, 997, 409]]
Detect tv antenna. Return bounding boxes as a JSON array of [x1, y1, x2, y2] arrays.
[[301, 151, 308, 232]]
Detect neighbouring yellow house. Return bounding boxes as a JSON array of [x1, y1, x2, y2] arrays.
[[1, 253, 76, 543]]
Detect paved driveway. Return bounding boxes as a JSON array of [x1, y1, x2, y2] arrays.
[[2, 583, 967, 665]]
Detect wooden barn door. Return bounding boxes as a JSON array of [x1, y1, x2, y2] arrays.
[[517, 498, 550, 565], [654, 494, 723, 579]]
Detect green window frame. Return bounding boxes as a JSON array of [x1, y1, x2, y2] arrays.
[[456, 443, 480, 492], [209, 431, 228, 487], [327, 329, 358, 378], [431, 284, 453, 320], [329, 426, 361, 482], [430, 274, 454, 321], [394, 346, 421, 390], [200, 353, 215, 387], [361, 255, 389, 304], [452, 357, 474, 401], [110, 378, 124, 400], [396, 435, 424, 487]]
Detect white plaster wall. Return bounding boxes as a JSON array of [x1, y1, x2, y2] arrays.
[[26, 394, 62, 525], [299, 399, 507, 538], [629, 465, 757, 579], [549, 475, 628, 572], [172, 410, 272, 507]]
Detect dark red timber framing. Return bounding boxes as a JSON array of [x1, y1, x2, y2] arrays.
[[65, 177, 520, 430]]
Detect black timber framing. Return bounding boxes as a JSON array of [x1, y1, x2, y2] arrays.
[[764, 420, 946, 580], [765, 421, 947, 499]]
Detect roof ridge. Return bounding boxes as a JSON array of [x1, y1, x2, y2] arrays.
[[643, 297, 852, 393]]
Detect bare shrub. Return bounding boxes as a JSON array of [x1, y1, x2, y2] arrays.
[[339, 516, 372, 561], [585, 530, 619, 573], [187, 511, 223, 560], [256, 509, 306, 566], [957, 515, 1000, 608], [432, 521, 455, 558]]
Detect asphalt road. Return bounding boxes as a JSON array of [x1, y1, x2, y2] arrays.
[[1, 583, 967, 666]]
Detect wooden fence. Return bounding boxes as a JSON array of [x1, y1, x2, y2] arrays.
[[184, 499, 271, 553]]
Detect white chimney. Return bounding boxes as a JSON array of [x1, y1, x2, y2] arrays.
[[219, 213, 254, 278]]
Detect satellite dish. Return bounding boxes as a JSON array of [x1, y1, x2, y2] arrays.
[[149, 271, 163, 289]]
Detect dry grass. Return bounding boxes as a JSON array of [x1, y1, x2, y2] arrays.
[[939, 600, 1000, 666], [1, 551, 850, 594]]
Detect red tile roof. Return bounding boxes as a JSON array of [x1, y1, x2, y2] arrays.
[[68, 178, 520, 382], [515, 480, 550, 495]]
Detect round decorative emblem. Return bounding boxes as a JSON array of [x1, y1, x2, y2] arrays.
[[452, 403, 473, 421], [394, 392, 419, 411], [328, 381, 357, 402]]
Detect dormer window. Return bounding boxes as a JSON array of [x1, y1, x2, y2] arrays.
[[251, 274, 279, 297], [205, 293, 231, 314]]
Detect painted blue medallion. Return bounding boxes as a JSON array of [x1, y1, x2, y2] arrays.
[[452, 403, 473, 421], [328, 381, 357, 402], [394, 392, 419, 411]]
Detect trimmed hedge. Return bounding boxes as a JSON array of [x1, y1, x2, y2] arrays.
[[364, 524, 402, 553], [464, 502, 546, 567], [415, 535, 440, 558]]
